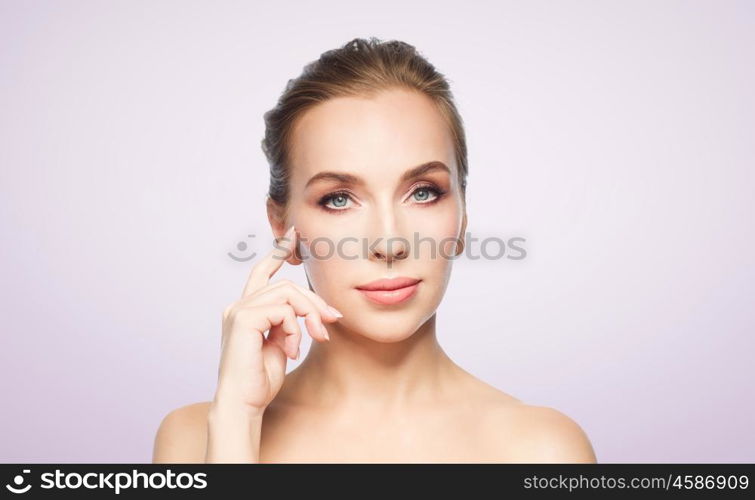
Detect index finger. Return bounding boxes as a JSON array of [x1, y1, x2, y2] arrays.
[[241, 225, 297, 298]]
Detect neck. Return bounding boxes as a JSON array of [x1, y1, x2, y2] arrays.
[[278, 313, 460, 413]]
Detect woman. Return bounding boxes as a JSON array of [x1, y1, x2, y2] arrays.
[[152, 37, 597, 463]]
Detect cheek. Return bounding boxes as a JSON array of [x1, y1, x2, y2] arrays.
[[300, 243, 354, 306], [295, 221, 355, 263], [294, 223, 353, 297], [407, 207, 461, 260]]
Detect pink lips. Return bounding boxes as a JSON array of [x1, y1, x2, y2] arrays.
[[356, 277, 421, 305]]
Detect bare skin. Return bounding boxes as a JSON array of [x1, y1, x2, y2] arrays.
[[152, 88, 597, 463], [153, 386, 596, 463], [153, 390, 597, 463]]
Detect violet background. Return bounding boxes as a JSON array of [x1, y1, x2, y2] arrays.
[[1, 0, 753, 462]]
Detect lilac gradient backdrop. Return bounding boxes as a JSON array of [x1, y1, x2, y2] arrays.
[[1, 0, 753, 462]]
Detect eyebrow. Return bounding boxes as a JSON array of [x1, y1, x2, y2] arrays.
[[304, 161, 451, 189]]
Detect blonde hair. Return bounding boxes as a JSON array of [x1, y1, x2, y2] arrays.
[[262, 36, 468, 222]]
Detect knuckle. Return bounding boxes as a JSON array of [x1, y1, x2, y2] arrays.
[[277, 303, 294, 318], [232, 307, 252, 322]]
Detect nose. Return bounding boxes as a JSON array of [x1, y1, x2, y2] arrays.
[[367, 207, 409, 264]]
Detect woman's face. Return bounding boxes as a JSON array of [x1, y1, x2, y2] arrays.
[[280, 88, 466, 342]]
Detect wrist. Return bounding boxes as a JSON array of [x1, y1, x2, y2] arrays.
[[208, 399, 266, 424]]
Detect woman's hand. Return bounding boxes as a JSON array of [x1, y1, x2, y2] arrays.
[[212, 225, 343, 415]]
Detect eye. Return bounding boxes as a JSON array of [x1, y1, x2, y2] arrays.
[[410, 184, 445, 204], [317, 190, 354, 213]]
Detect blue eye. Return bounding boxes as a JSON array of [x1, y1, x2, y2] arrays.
[[318, 191, 353, 211], [412, 187, 433, 202], [329, 193, 349, 208], [409, 184, 446, 204]]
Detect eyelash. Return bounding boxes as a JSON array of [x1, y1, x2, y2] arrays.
[[317, 183, 448, 214]]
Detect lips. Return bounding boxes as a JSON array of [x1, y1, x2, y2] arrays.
[[356, 277, 421, 291], [356, 277, 422, 305]]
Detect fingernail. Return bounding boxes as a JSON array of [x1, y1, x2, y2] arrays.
[[275, 226, 296, 254], [277, 225, 295, 246], [327, 306, 343, 318], [320, 323, 330, 341]]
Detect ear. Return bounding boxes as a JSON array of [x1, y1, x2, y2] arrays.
[[266, 196, 302, 266]]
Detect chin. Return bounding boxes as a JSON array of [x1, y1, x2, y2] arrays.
[[353, 327, 419, 343], [338, 304, 432, 343]]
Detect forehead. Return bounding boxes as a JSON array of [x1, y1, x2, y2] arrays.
[[288, 88, 456, 183]]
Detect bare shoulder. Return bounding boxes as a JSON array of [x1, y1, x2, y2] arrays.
[[452, 369, 596, 463], [481, 402, 598, 463], [152, 401, 212, 463]]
